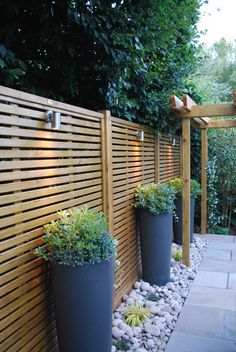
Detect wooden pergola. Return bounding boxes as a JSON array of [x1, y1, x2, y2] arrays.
[[170, 92, 236, 266]]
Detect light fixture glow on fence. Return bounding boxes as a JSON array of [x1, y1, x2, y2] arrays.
[[136, 131, 144, 142], [46, 110, 61, 129]]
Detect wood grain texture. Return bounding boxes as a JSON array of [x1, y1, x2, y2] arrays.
[[0, 87, 103, 352], [201, 129, 208, 234], [182, 119, 191, 267], [0, 86, 181, 351], [176, 103, 236, 118], [201, 118, 236, 128]]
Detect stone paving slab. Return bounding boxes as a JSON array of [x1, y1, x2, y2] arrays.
[[186, 285, 236, 311], [192, 270, 228, 288], [200, 258, 236, 273], [228, 274, 236, 290], [166, 235, 236, 352], [165, 332, 236, 352], [207, 241, 236, 251], [205, 248, 231, 260], [205, 234, 235, 243], [232, 251, 236, 260], [174, 304, 236, 341]]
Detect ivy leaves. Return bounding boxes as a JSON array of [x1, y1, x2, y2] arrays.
[[0, 0, 202, 131]]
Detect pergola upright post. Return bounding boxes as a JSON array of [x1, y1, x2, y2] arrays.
[[201, 128, 208, 234], [182, 118, 191, 266], [170, 91, 236, 258]]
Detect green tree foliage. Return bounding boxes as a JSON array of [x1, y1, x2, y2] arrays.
[[190, 38, 236, 104], [189, 39, 236, 232], [207, 129, 236, 232], [0, 0, 203, 130]]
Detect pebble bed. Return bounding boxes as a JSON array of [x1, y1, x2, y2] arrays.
[[112, 237, 208, 352]]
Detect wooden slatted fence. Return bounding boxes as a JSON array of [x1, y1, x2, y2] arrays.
[[111, 117, 156, 306], [0, 86, 181, 351]]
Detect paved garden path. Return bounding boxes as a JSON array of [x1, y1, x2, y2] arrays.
[[165, 234, 236, 352]]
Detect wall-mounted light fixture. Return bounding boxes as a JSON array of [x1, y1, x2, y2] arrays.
[[136, 131, 144, 142], [169, 137, 176, 146], [46, 110, 61, 129]]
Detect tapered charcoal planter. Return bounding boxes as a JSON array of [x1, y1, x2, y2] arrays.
[[173, 196, 195, 245], [168, 178, 201, 245], [51, 256, 114, 352], [35, 208, 116, 352], [139, 210, 173, 286]]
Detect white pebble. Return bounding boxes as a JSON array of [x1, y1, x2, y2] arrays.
[[144, 323, 160, 337], [111, 238, 208, 352], [126, 297, 135, 305], [112, 326, 124, 339], [112, 318, 123, 327], [134, 281, 141, 289], [140, 282, 151, 291], [118, 321, 133, 337]]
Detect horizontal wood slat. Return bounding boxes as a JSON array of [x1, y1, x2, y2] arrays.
[[0, 86, 181, 351]]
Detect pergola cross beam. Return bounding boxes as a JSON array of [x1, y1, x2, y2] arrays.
[[170, 95, 209, 127], [199, 118, 236, 129], [170, 95, 184, 111], [177, 103, 236, 118]]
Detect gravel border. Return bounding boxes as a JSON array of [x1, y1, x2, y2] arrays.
[[112, 237, 208, 352]]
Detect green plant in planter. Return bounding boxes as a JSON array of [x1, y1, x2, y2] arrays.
[[35, 206, 116, 352], [35, 206, 117, 265], [125, 303, 150, 326], [168, 177, 201, 198], [133, 183, 176, 215]]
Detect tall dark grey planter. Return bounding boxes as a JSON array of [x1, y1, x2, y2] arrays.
[[51, 256, 114, 352], [138, 210, 173, 286], [173, 196, 195, 245]]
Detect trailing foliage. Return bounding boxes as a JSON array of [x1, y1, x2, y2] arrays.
[[114, 259, 122, 290], [167, 177, 201, 198], [206, 156, 222, 232], [0, 0, 203, 130], [125, 303, 150, 327], [35, 206, 116, 265], [133, 183, 176, 215]]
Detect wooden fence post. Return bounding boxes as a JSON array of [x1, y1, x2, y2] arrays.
[[201, 128, 208, 235], [100, 110, 114, 235], [155, 133, 160, 183], [180, 136, 183, 177], [182, 118, 191, 266]]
